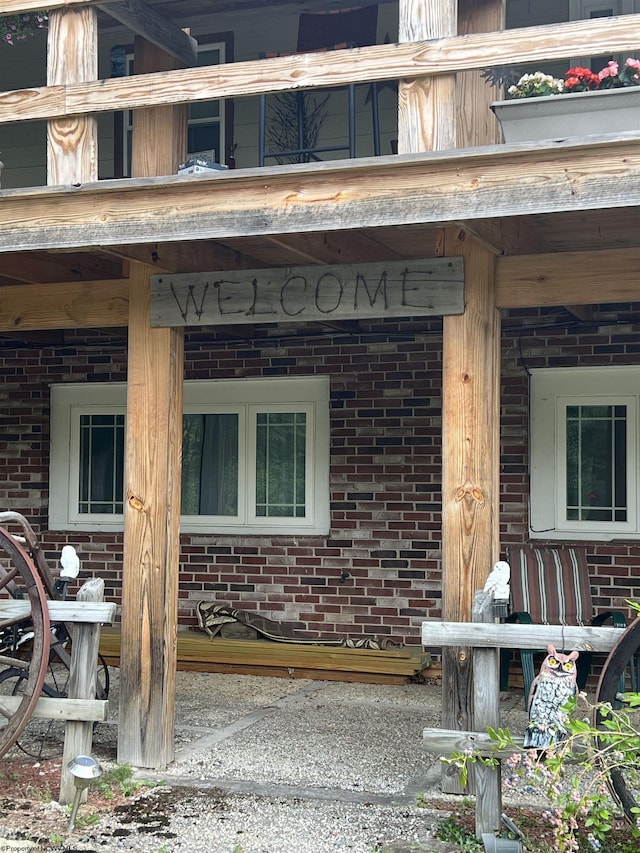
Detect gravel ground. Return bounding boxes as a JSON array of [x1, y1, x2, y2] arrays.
[[0, 669, 536, 853]]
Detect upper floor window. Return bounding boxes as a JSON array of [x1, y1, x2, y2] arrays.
[[112, 32, 234, 176], [530, 367, 640, 540], [50, 377, 330, 535]]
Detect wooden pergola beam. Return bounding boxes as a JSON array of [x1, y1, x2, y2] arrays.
[[0, 137, 638, 250], [97, 1, 198, 67], [0, 15, 639, 124], [495, 248, 640, 307]]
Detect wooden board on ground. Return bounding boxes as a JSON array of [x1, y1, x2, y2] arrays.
[[99, 628, 431, 684]]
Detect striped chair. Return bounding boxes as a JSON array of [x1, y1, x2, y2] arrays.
[[500, 546, 627, 703]]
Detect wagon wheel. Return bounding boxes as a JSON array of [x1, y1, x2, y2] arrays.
[[0, 527, 50, 758], [594, 617, 640, 823]]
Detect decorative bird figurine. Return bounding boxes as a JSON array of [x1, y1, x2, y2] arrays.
[[524, 644, 579, 750], [483, 560, 511, 600], [60, 544, 80, 580]]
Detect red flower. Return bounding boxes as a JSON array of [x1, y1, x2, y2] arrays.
[[563, 66, 599, 92]]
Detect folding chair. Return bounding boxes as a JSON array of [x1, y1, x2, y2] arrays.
[[500, 546, 627, 704]]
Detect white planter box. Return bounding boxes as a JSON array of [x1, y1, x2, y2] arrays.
[[490, 86, 640, 143]]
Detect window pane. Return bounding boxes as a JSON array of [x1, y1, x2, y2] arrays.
[[565, 405, 627, 522], [182, 414, 238, 515], [255, 412, 306, 517], [187, 124, 221, 158], [78, 414, 124, 514]]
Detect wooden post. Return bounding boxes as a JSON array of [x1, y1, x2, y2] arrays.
[[457, 0, 506, 147], [59, 578, 105, 804], [472, 590, 502, 837], [47, 6, 98, 185], [117, 37, 187, 768], [398, 0, 457, 153], [440, 227, 501, 792]]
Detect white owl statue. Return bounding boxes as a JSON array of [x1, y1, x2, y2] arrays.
[[524, 643, 579, 749]]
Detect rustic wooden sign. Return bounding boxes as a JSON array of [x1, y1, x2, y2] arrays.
[[150, 258, 464, 327]]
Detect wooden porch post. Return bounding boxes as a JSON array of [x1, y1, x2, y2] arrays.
[[47, 6, 98, 184], [435, 0, 505, 793], [117, 38, 187, 768], [440, 228, 501, 785]]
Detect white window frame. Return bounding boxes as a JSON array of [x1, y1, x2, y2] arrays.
[[569, 0, 640, 68], [50, 377, 330, 535], [530, 366, 640, 541], [122, 38, 227, 174]]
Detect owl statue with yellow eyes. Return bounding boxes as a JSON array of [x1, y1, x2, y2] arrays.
[[523, 644, 579, 750]]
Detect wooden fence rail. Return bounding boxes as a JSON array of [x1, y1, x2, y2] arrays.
[[0, 579, 117, 804], [421, 601, 626, 839], [0, 15, 640, 126]]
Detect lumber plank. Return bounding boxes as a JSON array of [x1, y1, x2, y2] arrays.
[[99, 629, 431, 679], [422, 620, 624, 651], [398, 0, 456, 153], [1, 17, 640, 123], [47, 6, 98, 186], [0, 136, 640, 253], [150, 259, 465, 327], [0, 279, 129, 332], [97, 1, 197, 67], [0, 695, 108, 721], [423, 727, 525, 757], [495, 248, 640, 308], [60, 578, 106, 803], [0, 600, 115, 623]]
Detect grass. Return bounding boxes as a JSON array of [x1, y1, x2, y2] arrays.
[[96, 763, 158, 799]]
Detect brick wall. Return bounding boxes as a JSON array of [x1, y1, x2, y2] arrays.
[[1, 308, 639, 648], [501, 304, 640, 619]]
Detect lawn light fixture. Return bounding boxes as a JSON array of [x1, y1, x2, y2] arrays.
[[482, 833, 523, 853], [66, 754, 103, 832]]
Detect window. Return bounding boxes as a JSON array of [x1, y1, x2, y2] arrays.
[[112, 32, 234, 177], [50, 378, 330, 534], [569, 1, 640, 70], [530, 367, 640, 540]]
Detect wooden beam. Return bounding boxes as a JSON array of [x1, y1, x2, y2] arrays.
[[97, 1, 198, 67], [458, 217, 554, 256], [104, 240, 267, 273], [0, 136, 639, 250], [0, 250, 124, 283], [457, 0, 504, 148], [0, 280, 129, 331], [46, 6, 98, 185], [398, 0, 456, 153], [495, 247, 640, 308], [1, 16, 640, 124], [0, 599, 115, 622], [440, 227, 500, 783], [422, 620, 624, 652], [118, 38, 187, 770]]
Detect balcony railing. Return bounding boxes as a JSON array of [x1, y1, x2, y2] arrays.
[[0, 3, 640, 187]]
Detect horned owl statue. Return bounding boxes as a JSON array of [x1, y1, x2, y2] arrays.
[[523, 643, 579, 750]]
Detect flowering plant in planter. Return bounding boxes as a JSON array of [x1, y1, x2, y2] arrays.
[[0, 13, 48, 46], [506, 57, 640, 99]]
